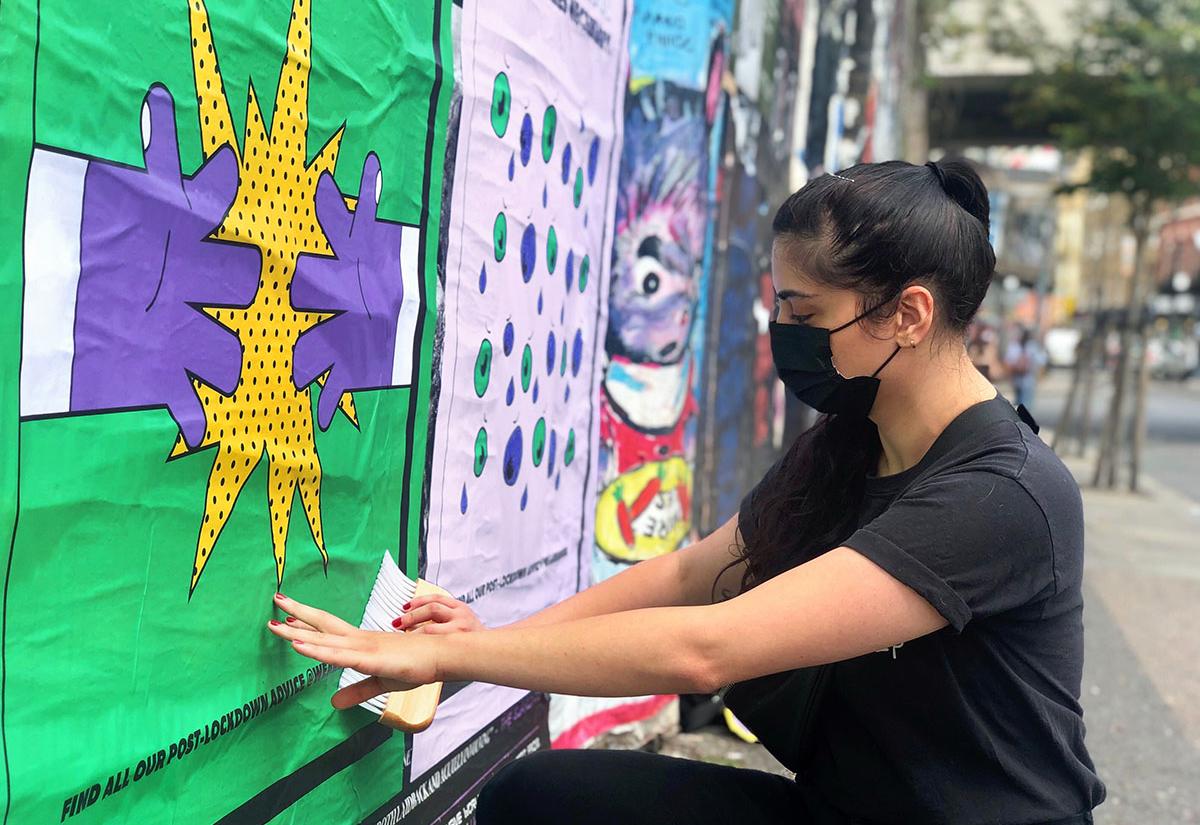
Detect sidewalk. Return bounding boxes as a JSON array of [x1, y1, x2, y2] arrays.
[[648, 446, 1200, 823], [1065, 451, 1200, 824]]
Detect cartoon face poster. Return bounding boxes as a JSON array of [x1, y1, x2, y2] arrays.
[[0, 1, 447, 821]]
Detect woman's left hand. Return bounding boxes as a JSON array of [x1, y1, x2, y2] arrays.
[[267, 592, 440, 709]]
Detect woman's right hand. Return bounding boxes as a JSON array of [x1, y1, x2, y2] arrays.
[[393, 594, 487, 635]]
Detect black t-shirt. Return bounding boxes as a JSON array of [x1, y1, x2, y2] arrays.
[[745, 396, 1106, 825]]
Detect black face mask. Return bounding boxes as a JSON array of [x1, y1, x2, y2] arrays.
[[769, 303, 903, 418]]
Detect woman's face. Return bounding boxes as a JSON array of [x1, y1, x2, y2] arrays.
[[770, 240, 902, 380]]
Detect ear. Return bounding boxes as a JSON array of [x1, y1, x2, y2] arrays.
[[894, 284, 936, 346]]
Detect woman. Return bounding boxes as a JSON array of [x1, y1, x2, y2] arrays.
[[1005, 324, 1048, 409], [268, 159, 1106, 825]]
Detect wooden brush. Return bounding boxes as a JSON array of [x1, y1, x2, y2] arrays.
[[338, 550, 451, 733]]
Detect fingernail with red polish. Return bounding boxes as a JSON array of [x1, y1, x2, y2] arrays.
[[275, 592, 286, 600], [403, 602, 411, 610], [391, 617, 404, 629], [269, 619, 282, 626], [285, 617, 296, 624]]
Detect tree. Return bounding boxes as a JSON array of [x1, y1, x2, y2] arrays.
[[990, 0, 1200, 491]]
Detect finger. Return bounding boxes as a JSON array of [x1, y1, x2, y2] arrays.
[[181, 315, 243, 396], [186, 143, 241, 228], [290, 639, 363, 670], [312, 171, 353, 246], [185, 237, 260, 308], [404, 594, 464, 612], [331, 676, 389, 710], [292, 321, 337, 390], [284, 616, 317, 633], [273, 592, 356, 634], [316, 369, 348, 431], [141, 84, 182, 183], [291, 253, 354, 313], [171, 371, 209, 450], [354, 153, 382, 224], [392, 602, 450, 629], [267, 619, 354, 647]]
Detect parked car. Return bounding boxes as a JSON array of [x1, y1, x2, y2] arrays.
[[1043, 327, 1082, 369], [1147, 335, 1199, 381]]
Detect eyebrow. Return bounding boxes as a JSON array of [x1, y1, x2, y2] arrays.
[[775, 289, 818, 300]]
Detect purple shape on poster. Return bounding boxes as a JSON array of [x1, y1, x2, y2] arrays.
[[503, 321, 515, 356], [520, 223, 537, 282], [545, 331, 556, 375], [71, 84, 259, 449], [561, 143, 573, 185], [479, 263, 488, 293], [503, 427, 523, 486], [519, 114, 534, 166], [571, 329, 583, 376], [291, 153, 407, 430], [588, 136, 600, 184]]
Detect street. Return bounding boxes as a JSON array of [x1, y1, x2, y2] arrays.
[[1031, 369, 1200, 504]]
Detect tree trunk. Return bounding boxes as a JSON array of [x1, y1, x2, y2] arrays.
[[1092, 214, 1150, 489], [900, 0, 929, 164], [1052, 335, 1084, 452], [1128, 308, 1152, 492], [1076, 319, 1101, 457]]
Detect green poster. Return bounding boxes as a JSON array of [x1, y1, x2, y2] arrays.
[[0, 0, 448, 821]]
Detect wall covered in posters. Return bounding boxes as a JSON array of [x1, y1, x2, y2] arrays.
[[695, 0, 809, 537], [2, 0, 913, 821]]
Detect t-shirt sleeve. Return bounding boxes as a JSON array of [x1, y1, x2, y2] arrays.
[[843, 471, 1057, 631]]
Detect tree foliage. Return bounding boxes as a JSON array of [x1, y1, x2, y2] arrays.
[[989, 0, 1200, 219]]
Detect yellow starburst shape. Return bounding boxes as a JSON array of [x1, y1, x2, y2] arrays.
[[172, 0, 357, 597]]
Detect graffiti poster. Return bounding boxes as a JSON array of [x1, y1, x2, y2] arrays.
[[553, 0, 731, 744], [423, 0, 632, 762], [0, 0, 448, 821], [594, 0, 731, 580]]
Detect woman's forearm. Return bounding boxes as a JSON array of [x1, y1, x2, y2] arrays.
[[500, 550, 684, 631], [498, 517, 743, 631], [439, 604, 717, 696]]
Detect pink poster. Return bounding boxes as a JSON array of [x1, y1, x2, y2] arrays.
[[418, 0, 632, 775]]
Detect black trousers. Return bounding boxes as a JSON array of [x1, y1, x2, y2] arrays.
[[475, 748, 850, 825]]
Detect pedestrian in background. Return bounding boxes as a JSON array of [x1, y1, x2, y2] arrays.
[[1005, 325, 1048, 410]]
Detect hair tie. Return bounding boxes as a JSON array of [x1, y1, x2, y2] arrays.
[[925, 161, 948, 192]]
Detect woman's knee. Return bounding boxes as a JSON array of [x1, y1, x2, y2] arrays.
[[476, 750, 560, 825]]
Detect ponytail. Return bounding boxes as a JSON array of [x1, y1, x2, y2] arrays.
[[714, 414, 881, 598]]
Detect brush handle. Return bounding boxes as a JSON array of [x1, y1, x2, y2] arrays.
[[379, 578, 451, 733]]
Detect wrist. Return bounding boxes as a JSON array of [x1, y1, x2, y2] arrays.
[[433, 627, 479, 683]]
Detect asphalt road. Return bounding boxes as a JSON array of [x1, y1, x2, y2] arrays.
[[1026, 369, 1200, 504]]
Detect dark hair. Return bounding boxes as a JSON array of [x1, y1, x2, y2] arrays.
[[713, 159, 995, 598]]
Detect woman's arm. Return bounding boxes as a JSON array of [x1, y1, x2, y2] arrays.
[[269, 543, 945, 704], [500, 515, 744, 631]]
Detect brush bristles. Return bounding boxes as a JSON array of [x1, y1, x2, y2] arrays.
[[337, 550, 419, 714]]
